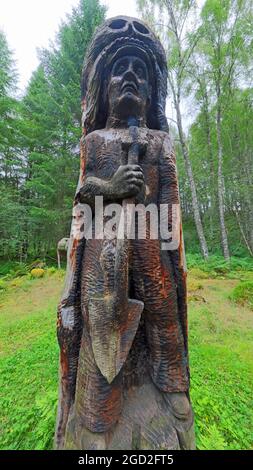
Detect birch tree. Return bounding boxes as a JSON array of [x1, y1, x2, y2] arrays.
[[196, 0, 252, 260], [138, 0, 209, 259]]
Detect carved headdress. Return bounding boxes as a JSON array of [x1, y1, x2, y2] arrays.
[[81, 16, 169, 134]]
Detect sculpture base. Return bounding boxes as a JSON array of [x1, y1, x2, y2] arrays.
[[63, 380, 195, 450]]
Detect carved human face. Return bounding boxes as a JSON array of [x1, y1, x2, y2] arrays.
[[107, 55, 150, 122]]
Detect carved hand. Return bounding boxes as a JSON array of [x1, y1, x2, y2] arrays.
[[110, 164, 144, 199]]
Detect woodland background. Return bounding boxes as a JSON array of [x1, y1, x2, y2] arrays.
[[0, 0, 253, 264], [0, 0, 252, 451]]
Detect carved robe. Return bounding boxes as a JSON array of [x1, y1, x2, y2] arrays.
[[55, 127, 189, 445]]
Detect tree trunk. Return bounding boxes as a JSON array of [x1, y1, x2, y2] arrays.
[[163, 0, 209, 259], [233, 208, 253, 256], [175, 99, 209, 259], [216, 102, 230, 260], [202, 87, 216, 240], [244, 152, 253, 253]]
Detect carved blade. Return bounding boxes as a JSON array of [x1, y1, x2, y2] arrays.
[[88, 297, 144, 383]]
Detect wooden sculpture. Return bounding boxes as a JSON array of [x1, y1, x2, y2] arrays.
[[55, 16, 195, 450]]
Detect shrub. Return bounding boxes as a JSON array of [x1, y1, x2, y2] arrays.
[[230, 281, 253, 310], [29, 260, 46, 270], [30, 268, 45, 279], [186, 254, 253, 279], [47, 267, 57, 276], [188, 268, 209, 280], [0, 262, 28, 279], [0, 279, 7, 290]]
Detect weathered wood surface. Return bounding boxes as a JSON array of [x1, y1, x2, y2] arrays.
[[55, 16, 195, 450], [64, 379, 195, 450]]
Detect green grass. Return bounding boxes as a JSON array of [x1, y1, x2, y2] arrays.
[[0, 272, 62, 450], [189, 276, 253, 449], [0, 267, 253, 449]]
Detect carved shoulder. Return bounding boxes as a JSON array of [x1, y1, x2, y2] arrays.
[[81, 129, 106, 148]]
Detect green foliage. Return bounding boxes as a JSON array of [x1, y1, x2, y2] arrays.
[[230, 281, 253, 309], [197, 424, 227, 450], [0, 330, 58, 450], [29, 259, 46, 270], [1, 0, 253, 261], [0, 0, 106, 261], [189, 278, 253, 450], [187, 253, 253, 278], [0, 272, 63, 450], [0, 31, 28, 260], [0, 30, 16, 95], [191, 343, 253, 450], [185, 87, 253, 260], [47, 266, 57, 276], [0, 261, 28, 277], [19, 0, 106, 258], [1, 268, 253, 449], [0, 279, 6, 290], [138, 0, 253, 259]]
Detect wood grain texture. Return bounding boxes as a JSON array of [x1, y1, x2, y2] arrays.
[[64, 378, 195, 450], [55, 16, 195, 450]]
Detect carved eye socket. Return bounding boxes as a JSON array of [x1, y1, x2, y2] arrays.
[[117, 65, 127, 74], [113, 60, 128, 76], [135, 67, 145, 79], [109, 19, 127, 30], [133, 21, 150, 35]]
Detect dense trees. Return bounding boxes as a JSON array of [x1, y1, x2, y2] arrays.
[[138, 0, 253, 258], [0, 30, 26, 259], [0, 0, 105, 260], [0, 0, 252, 261]]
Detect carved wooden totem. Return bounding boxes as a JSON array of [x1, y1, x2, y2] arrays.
[[55, 16, 195, 450]]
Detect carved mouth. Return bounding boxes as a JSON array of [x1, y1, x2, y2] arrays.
[[121, 82, 138, 95]]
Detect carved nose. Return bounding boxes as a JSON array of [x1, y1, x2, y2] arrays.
[[127, 22, 134, 35], [124, 68, 137, 82]]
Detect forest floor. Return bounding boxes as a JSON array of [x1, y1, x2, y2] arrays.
[[0, 268, 252, 450]]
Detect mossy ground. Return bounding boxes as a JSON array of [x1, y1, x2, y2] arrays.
[[0, 265, 252, 449]]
